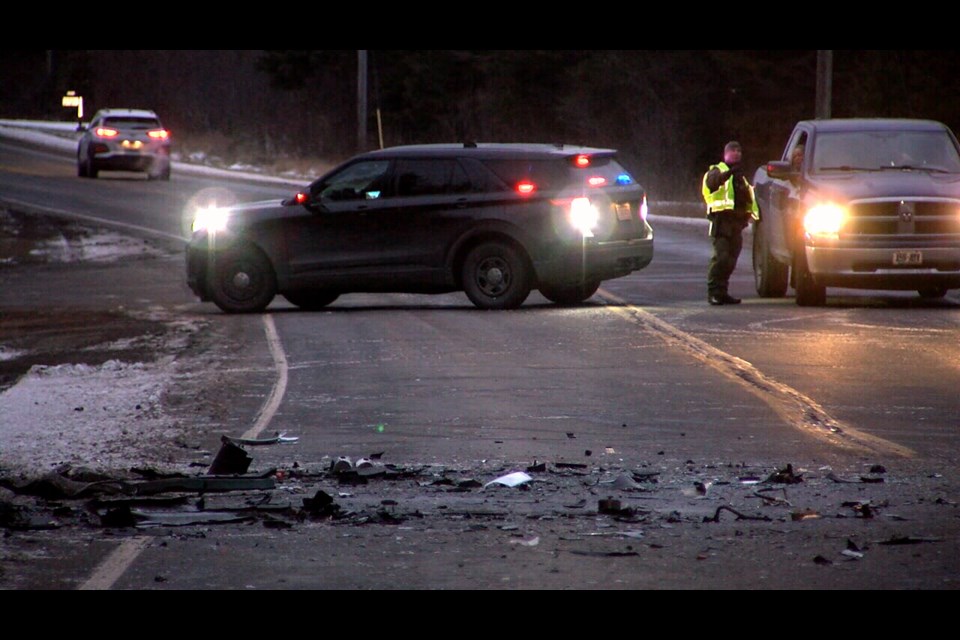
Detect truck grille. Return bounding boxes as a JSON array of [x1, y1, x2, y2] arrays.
[[843, 198, 960, 238]]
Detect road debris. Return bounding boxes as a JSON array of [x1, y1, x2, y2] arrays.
[[703, 505, 772, 523], [207, 438, 252, 475], [484, 471, 533, 489], [764, 464, 803, 484], [877, 535, 942, 545], [223, 432, 299, 446]]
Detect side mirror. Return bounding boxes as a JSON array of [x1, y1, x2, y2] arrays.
[[766, 160, 798, 180], [282, 191, 311, 207]]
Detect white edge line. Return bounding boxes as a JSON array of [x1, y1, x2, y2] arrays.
[[242, 314, 288, 440], [78, 536, 151, 590]]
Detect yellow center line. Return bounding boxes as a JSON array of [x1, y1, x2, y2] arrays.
[[599, 290, 915, 458]]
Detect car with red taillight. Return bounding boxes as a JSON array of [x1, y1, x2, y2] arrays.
[[77, 108, 171, 180], [186, 142, 654, 312]]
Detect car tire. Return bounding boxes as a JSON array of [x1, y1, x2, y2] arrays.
[[462, 242, 532, 310], [794, 251, 826, 307], [209, 244, 277, 313], [283, 290, 340, 310], [752, 221, 789, 297], [539, 280, 600, 306], [918, 286, 948, 299]]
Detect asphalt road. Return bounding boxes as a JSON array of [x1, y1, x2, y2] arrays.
[[2, 135, 959, 590]]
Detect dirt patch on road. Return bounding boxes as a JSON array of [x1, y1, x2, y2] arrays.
[[0, 309, 171, 393]]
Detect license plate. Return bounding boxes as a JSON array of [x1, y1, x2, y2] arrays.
[[893, 250, 922, 266], [614, 203, 633, 221]]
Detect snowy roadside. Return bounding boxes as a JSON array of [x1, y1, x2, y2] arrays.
[[0, 208, 212, 482]]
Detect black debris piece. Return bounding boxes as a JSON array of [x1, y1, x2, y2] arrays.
[[570, 550, 639, 558], [207, 438, 253, 475], [860, 476, 885, 484], [336, 470, 369, 486], [870, 464, 887, 474], [704, 505, 772, 523], [526, 462, 547, 473], [878, 535, 942, 546], [566, 433, 576, 439], [0, 472, 125, 500], [99, 505, 141, 528], [554, 462, 588, 470], [302, 490, 341, 518], [131, 475, 276, 495], [764, 464, 804, 484], [813, 555, 833, 565]]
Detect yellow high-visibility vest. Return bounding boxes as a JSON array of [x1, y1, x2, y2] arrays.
[[702, 162, 759, 220]]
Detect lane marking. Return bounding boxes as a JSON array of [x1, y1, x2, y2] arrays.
[[599, 290, 915, 458], [78, 537, 151, 590], [75, 316, 288, 589], [241, 314, 288, 440]]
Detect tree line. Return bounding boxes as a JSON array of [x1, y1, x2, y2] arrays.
[[3, 50, 957, 200]]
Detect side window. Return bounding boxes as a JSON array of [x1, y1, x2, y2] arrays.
[[394, 159, 456, 197], [313, 160, 391, 202], [459, 158, 509, 193], [787, 133, 808, 172]]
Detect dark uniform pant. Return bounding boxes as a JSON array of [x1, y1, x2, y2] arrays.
[[707, 215, 745, 298]]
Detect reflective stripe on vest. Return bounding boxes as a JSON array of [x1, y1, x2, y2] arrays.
[[702, 161, 760, 219], [702, 162, 735, 213]]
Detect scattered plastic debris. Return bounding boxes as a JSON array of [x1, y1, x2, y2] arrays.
[[704, 505, 772, 523], [791, 508, 820, 521], [764, 464, 803, 484], [208, 438, 253, 475], [878, 535, 942, 545], [223, 432, 299, 446], [509, 536, 540, 547], [483, 471, 533, 489]]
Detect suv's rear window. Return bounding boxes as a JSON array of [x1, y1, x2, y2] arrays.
[[103, 117, 161, 128], [481, 156, 635, 191]]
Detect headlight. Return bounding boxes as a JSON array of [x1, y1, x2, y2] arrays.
[[803, 203, 847, 237], [569, 197, 599, 238], [192, 206, 229, 233]]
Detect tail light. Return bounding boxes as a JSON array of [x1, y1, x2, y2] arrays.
[[573, 154, 591, 168], [516, 181, 537, 196], [95, 127, 119, 138], [147, 129, 170, 141]]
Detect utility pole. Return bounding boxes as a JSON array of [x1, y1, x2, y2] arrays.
[[816, 50, 833, 119], [358, 50, 368, 153]]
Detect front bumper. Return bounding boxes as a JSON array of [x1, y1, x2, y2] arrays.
[[806, 243, 960, 290]]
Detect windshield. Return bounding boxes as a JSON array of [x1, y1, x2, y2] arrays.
[[811, 130, 960, 173]]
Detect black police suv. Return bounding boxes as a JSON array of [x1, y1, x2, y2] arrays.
[[186, 143, 654, 312]]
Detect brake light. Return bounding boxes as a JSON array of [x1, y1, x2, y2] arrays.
[[147, 129, 170, 140], [516, 181, 537, 196], [95, 127, 119, 138], [574, 154, 591, 168], [587, 176, 607, 187], [295, 192, 309, 204]]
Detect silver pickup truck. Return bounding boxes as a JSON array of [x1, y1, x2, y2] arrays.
[[751, 118, 960, 305]]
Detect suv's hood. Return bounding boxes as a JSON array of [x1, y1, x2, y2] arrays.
[[806, 171, 960, 201]]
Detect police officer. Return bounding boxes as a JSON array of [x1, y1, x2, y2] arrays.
[[702, 140, 759, 305]]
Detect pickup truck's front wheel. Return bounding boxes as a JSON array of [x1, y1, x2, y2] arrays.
[[752, 222, 789, 297], [794, 251, 826, 307]]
